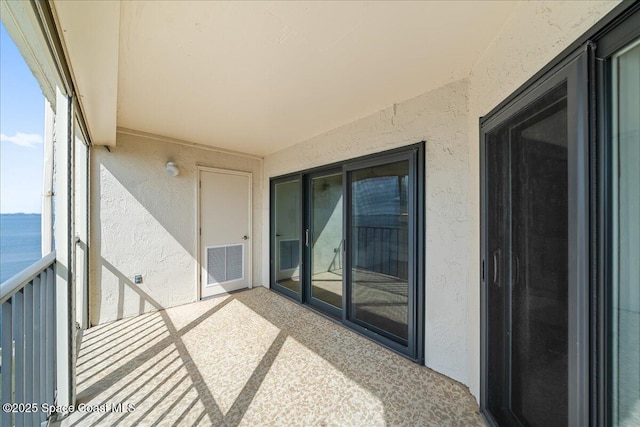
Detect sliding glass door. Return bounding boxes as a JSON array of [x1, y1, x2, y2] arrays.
[[482, 51, 589, 426], [610, 37, 640, 427], [480, 6, 640, 426], [272, 177, 302, 300], [270, 145, 424, 361], [346, 157, 413, 349], [306, 170, 344, 317]]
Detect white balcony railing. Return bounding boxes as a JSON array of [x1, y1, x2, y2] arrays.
[[1, 251, 57, 426]]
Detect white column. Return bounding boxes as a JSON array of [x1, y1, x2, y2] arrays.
[[54, 86, 74, 410], [42, 99, 55, 256], [74, 123, 89, 329]]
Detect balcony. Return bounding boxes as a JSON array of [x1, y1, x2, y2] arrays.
[[69, 287, 483, 426], [3, 2, 633, 426]]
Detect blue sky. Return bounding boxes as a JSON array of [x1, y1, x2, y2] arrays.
[[0, 22, 45, 214]]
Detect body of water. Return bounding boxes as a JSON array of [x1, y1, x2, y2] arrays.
[[0, 214, 42, 283]]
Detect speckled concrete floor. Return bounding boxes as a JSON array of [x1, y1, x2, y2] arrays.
[[69, 287, 485, 426]]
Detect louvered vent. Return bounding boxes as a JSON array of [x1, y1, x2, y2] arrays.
[[206, 244, 244, 285], [279, 239, 299, 271]]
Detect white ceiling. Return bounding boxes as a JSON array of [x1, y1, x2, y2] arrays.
[[54, 1, 517, 156], [53, 0, 120, 146]]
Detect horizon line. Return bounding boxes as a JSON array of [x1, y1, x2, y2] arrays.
[[0, 212, 42, 215]]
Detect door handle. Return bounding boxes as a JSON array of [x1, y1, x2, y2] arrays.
[[493, 249, 500, 287], [242, 235, 249, 240], [305, 229, 309, 247]]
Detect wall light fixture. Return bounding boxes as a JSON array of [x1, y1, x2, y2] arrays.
[[165, 161, 179, 177]]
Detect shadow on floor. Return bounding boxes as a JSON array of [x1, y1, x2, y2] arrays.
[[70, 285, 483, 427]]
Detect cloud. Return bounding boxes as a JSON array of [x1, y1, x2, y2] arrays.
[[0, 132, 44, 148]]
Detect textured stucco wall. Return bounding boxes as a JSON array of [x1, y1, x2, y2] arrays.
[[261, 0, 621, 401], [90, 133, 263, 325], [464, 0, 620, 400], [89, 0, 621, 403], [263, 79, 472, 385]]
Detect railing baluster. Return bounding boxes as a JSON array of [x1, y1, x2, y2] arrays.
[[395, 228, 399, 278], [32, 276, 41, 418], [2, 298, 14, 427], [353, 225, 409, 280], [14, 290, 25, 427], [39, 270, 47, 423], [0, 253, 60, 425], [23, 282, 34, 427], [45, 265, 55, 411]]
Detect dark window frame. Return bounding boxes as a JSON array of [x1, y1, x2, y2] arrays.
[[304, 166, 344, 319], [269, 142, 425, 363], [480, 49, 590, 427], [480, 2, 640, 426], [270, 174, 304, 302], [344, 151, 418, 355]]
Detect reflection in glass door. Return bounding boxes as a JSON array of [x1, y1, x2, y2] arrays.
[[273, 178, 302, 298], [307, 171, 343, 316], [348, 159, 412, 346], [610, 38, 640, 427]]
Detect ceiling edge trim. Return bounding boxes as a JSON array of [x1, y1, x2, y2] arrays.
[[116, 127, 264, 161]]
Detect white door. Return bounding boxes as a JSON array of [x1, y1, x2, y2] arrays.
[[200, 169, 251, 298]]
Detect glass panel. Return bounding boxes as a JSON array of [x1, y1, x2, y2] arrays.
[[510, 87, 568, 427], [274, 179, 301, 293], [612, 39, 640, 427], [486, 83, 568, 427], [486, 126, 509, 419], [350, 161, 409, 342], [310, 173, 343, 309]]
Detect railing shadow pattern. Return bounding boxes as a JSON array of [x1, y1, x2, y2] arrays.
[[70, 266, 484, 426], [71, 259, 288, 426]]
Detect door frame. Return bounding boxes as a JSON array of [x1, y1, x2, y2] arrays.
[[270, 173, 304, 302], [480, 47, 591, 426], [196, 166, 253, 300], [269, 143, 425, 363], [304, 167, 344, 318], [343, 150, 420, 358]]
